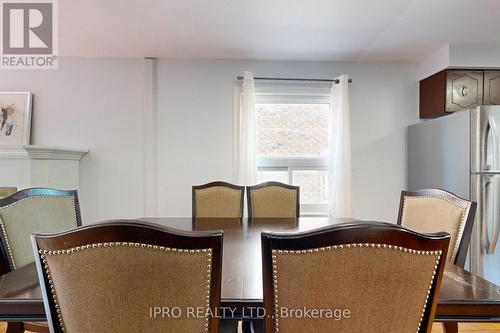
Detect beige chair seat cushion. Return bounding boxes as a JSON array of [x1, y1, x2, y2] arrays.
[[0, 196, 77, 268], [43, 245, 212, 333], [195, 186, 242, 218], [402, 196, 465, 263], [250, 186, 297, 218], [0, 188, 16, 198], [273, 246, 440, 333]]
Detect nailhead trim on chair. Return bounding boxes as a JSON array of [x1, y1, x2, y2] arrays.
[[401, 195, 467, 263], [39, 243, 213, 333], [271, 243, 442, 333], [0, 195, 77, 270]]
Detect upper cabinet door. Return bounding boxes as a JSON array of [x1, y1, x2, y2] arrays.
[[484, 71, 500, 105], [446, 71, 484, 112]]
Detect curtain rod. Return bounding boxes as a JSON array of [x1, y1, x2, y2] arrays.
[[236, 76, 352, 84]]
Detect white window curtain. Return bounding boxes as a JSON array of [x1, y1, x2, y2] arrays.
[[328, 74, 352, 218], [236, 71, 257, 185]]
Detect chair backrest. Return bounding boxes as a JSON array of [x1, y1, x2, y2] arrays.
[[0, 187, 17, 198], [247, 182, 299, 218], [261, 222, 450, 333], [397, 189, 477, 267], [192, 181, 245, 218], [32, 220, 223, 333], [0, 188, 81, 272]]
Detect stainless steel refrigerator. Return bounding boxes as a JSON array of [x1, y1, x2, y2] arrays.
[[408, 106, 500, 284]]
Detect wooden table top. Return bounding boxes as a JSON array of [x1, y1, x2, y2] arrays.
[[0, 217, 499, 322]]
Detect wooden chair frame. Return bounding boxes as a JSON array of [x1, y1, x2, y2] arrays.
[[261, 221, 450, 333], [31, 220, 223, 333], [192, 181, 245, 218], [397, 188, 477, 268], [246, 181, 300, 219]]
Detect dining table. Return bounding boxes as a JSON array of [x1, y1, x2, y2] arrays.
[[0, 217, 499, 323]]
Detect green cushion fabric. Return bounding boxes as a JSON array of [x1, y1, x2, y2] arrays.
[[0, 196, 77, 269]]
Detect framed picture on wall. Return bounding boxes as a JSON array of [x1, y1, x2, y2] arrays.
[[0, 92, 32, 146]]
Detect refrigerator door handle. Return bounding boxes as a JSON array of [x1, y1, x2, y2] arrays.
[[484, 177, 500, 255], [490, 115, 500, 170], [484, 116, 500, 255]]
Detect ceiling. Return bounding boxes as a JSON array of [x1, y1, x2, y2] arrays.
[[59, 0, 500, 62]]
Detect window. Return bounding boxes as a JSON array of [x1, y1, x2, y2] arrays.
[[255, 92, 331, 214]]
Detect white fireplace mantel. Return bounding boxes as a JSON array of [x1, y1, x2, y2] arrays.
[[0, 145, 88, 190], [0, 145, 88, 160]]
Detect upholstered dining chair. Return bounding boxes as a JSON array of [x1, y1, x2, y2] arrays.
[[261, 222, 450, 333], [192, 181, 245, 218], [397, 189, 477, 268], [247, 182, 299, 219], [31, 220, 223, 333], [0, 188, 82, 272], [397, 189, 477, 333], [0, 188, 81, 333], [0, 188, 16, 199]]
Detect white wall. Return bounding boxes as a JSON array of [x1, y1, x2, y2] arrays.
[[156, 60, 418, 222], [0, 58, 147, 223], [449, 44, 500, 68], [416, 43, 500, 80], [416, 45, 450, 80], [0, 58, 418, 223]]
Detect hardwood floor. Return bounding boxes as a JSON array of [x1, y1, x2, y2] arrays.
[[0, 322, 36, 333], [431, 323, 500, 333]]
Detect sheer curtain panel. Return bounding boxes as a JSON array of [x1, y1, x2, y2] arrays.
[[328, 74, 351, 218], [236, 71, 257, 185]]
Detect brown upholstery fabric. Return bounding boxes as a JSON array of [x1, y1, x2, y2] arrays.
[[401, 196, 465, 263], [0, 188, 16, 198], [250, 186, 297, 218], [43, 245, 212, 333], [194, 186, 242, 218], [273, 246, 440, 333], [0, 196, 77, 268]]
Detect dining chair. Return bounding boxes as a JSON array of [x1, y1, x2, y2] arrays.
[[192, 181, 245, 218], [247, 182, 299, 218], [31, 220, 223, 333], [0, 188, 16, 199], [397, 189, 477, 268], [0, 188, 82, 272], [192, 181, 242, 332], [244, 182, 300, 332], [261, 222, 450, 333], [0, 187, 81, 333], [397, 188, 477, 333]]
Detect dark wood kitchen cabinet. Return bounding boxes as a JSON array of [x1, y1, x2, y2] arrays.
[[446, 70, 483, 112], [419, 69, 500, 119], [484, 71, 500, 105], [419, 71, 447, 119]]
